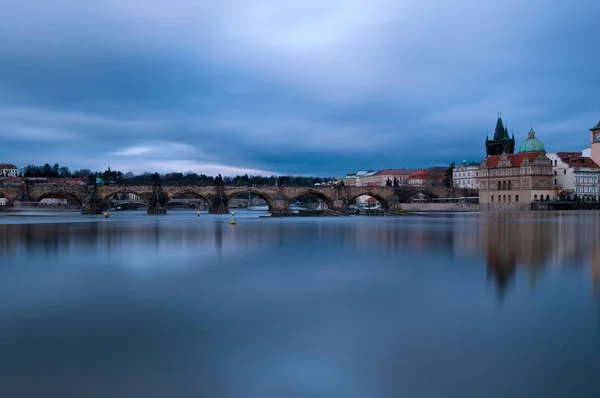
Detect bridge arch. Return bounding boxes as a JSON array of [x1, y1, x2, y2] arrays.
[[102, 191, 151, 207], [348, 192, 390, 210], [291, 190, 334, 209], [228, 190, 274, 210], [166, 191, 211, 210], [34, 191, 84, 207]]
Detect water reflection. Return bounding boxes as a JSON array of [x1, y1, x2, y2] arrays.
[[1, 212, 600, 397]]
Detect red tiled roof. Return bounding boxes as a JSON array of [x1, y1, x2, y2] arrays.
[[409, 169, 430, 178], [373, 168, 415, 176], [0, 164, 17, 169], [556, 152, 600, 168], [483, 153, 540, 168]]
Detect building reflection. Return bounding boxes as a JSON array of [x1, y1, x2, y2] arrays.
[[1, 213, 599, 295], [463, 212, 600, 296]]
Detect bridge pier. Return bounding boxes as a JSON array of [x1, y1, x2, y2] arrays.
[[332, 199, 349, 211], [269, 198, 293, 214], [80, 185, 105, 214], [147, 205, 167, 214], [81, 198, 105, 215], [387, 201, 402, 210], [147, 188, 169, 215]]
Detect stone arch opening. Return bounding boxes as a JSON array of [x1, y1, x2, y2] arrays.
[[103, 191, 150, 211], [36, 192, 83, 208], [229, 191, 273, 211], [0, 191, 10, 206], [292, 191, 333, 210], [349, 192, 389, 210], [166, 191, 209, 210]]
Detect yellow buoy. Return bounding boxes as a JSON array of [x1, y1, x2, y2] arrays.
[[229, 219, 236, 225]]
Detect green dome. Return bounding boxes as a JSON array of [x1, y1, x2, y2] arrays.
[[518, 128, 545, 153]]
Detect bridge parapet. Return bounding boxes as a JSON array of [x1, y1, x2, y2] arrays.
[[0, 182, 460, 215]]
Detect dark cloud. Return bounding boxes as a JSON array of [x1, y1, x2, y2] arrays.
[[0, 0, 599, 176]]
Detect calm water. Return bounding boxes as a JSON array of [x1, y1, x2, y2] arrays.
[[1, 210, 600, 398]]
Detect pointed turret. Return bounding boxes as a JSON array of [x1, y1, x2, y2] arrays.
[[493, 117, 505, 141], [486, 114, 515, 156]]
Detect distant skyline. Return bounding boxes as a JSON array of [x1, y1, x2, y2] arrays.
[[0, 0, 599, 176]]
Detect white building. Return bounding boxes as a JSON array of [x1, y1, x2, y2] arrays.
[[0, 198, 8, 206], [453, 160, 479, 189], [39, 194, 68, 206], [546, 152, 600, 199], [0, 163, 18, 177], [355, 170, 378, 187]]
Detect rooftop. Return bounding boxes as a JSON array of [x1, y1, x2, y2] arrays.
[[518, 128, 545, 153], [483, 152, 545, 168], [373, 168, 415, 176], [0, 164, 17, 169], [556, 152, 600, 168]]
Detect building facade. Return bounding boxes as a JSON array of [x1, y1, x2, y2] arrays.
[[453, 160, 479, 189], [591, 119, 600, 166], [477, 129, 556, 206], [0, 164, 18, 178], [546, 152, 600, 199]]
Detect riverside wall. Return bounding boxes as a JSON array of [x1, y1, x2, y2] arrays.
[[399, 202, 531, 212]]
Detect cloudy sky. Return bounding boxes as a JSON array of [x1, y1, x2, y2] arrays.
[[0, 0, 599, 176]]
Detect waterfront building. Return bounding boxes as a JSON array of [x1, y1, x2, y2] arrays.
[[355, 168, 415, 187], [485, 115, 515, 156], [407, 168, 445, 187], [453, 160, 479, 189], [408, 169, 431, 187], [0, 163, 18, 178], [591, 118, 600, 166], [354, 170, 377, 187], [477, 128, 556, 207], [546, 152, 600, 199], [39, 193, 68, 206]]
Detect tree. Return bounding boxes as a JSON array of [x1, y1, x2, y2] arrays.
[[386, 178, 392, 187], [443, 161, 455, 188], [150, 172, 160, 185], [73, 169, 92, 177], [59, 167, 71, 177], [393, 177, 399, 188]]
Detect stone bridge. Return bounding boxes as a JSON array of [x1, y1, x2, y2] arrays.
[[0, 182, 453, 214]]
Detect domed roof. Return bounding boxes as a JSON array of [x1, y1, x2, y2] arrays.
[[518, 128, 545, 153]]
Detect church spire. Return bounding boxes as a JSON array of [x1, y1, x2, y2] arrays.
[[493, 114, 506, 141], [486, 113, 515, 156]]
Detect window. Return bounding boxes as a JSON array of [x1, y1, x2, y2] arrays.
[[503, 195, 506, 202], [508, 195, 511, 203], [554, 179, 557, 185], [564, 170, 566, 175], [554, 160, 557, 166], [498, 195, 501, 203], [515, 195, 519, 202], [534, 194, 538, 200], [491, 196, 494, 203]]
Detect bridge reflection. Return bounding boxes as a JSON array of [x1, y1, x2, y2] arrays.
[[1, 213, 599, 296]]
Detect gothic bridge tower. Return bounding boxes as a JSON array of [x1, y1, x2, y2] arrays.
[[486, 113, 515, 156]]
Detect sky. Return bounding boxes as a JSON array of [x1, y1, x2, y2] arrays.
[[0, 0, 599, 177]]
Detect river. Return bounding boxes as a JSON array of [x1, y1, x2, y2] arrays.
[[1, 210, 599, 397]]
